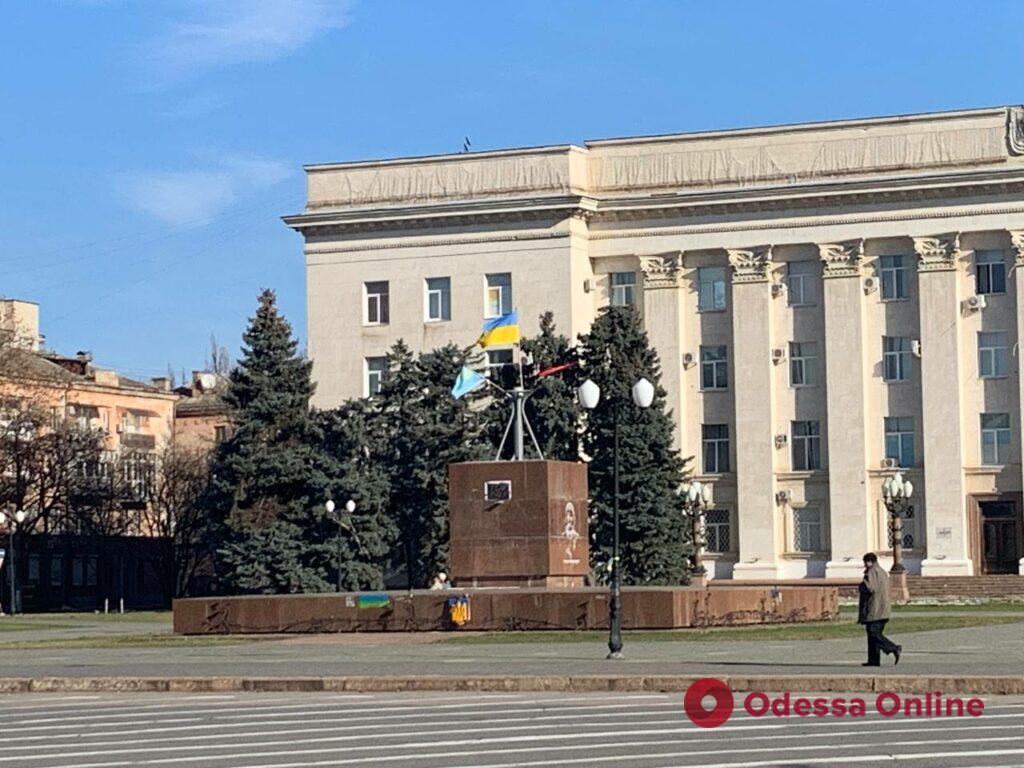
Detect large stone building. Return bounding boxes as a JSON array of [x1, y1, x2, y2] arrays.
[[285, 106, 1024, 581]]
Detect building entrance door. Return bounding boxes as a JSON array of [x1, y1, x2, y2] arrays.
[[979, 502, 1020, 574]]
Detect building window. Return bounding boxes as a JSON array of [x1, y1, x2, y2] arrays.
[[485, 273, 512, 318], [486, 348, 514, 378], [27, 554, 40, 583], [425, 277, 452, 322], [786, 261, 817, 307], [364, 281, 390, 325], [883, 336, 911, 382], [884, 417, 915, 467], [697, 267, 727, 312], [976, 250, 1007, 295], [702, 424, 730, 473], [793, 508, 823, 552], [879, 255, 909, 300], [364, 357, 387, 397], [978, 331, 1009, 379], [704, 509, 731, 553], [610, 272, 636, 307], [700, 345, 728, 390], [791, 420, 822, 471], [72, 556, 98, 587], [49, 555, 62, 587], [789, 342, 818, 387], [214, 425, 229, 443], [981, 413, 1011, 465]]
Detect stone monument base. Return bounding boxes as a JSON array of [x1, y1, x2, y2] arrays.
[[173, 585, 839, 634]]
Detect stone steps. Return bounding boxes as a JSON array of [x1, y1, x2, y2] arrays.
[[906, 575, 1024, 598]]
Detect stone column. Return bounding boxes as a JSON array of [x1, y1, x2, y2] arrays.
[[728, 246, 779, 579], [640, 252, 686, 450], [914, 233, 972, 576], [1010, 231, 1024, 576], [819, 240, 872, 579]]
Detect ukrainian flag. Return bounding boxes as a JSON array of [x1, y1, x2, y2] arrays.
[[478, 311, 520, 348]]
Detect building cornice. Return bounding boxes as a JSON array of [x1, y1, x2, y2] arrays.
[[285, 169, 1024, 239], [1008, 229, 1024, 266]]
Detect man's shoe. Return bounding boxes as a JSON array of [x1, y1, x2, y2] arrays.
[[893, 646, 902, 666], [862, 662, 880, 667]]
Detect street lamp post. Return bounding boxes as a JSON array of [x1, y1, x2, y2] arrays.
[[0, 510, 26, 615], [577, 376, 655, 660], [681, 480, 713, 581], [881, 472, 913, 574], [325, 499, 359, 593]]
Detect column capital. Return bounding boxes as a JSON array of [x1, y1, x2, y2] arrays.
[[727, 245, 773, 284], [1008, 230, 1024, 266], [639, 252, 684, 289], [818, 239, 864, 279], [913, 233, 960, 272]]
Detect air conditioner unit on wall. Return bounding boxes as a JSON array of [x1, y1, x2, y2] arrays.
[[774, 434, 788, 449], [863, 276, 878, 294], [583, 279, 594, 293], [962, 294, 987, 312], [911, 339, 922, 358], [775, 490, 791, 506], [770, 282, 785, 298], [880, 457, 899, 470], [682, 352, 695, 368], [771, 347, 787, 363]]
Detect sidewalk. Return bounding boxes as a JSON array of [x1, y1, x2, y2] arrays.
[[0, 610, 1021, 692]]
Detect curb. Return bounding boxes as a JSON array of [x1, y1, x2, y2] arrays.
[[0, 675, 1022, 695]]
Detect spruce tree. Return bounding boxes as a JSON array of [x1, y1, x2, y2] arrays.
[[577, 306, 692, 584], [373, 341, 488, 587], [208, 289, 331, 593], [315, 400, 395, 590]]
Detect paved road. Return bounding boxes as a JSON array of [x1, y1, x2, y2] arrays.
[[1, 691, 1023, 767], [1, 619, 1023, 679]]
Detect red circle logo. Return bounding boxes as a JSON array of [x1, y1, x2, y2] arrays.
[[683, 678, 734, 728]]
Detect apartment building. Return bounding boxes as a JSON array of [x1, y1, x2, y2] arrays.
[[285, 106, 1024, 581]]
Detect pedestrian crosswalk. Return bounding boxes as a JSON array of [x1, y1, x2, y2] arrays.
[[0, 691, 1021, 767]]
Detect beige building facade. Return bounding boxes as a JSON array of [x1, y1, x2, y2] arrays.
[[286, 106, 1024, 581]]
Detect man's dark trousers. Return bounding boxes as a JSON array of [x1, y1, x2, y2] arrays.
[[865, 619, 899, 665]]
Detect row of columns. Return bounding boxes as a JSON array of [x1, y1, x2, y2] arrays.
[[640, 231, 1024, 579]]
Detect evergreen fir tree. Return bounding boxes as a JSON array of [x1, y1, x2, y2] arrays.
[[315, 400, 395, 590], [373, 341, 489, 587], [208, 289, 331, 593], [577, 306, 692, 584]]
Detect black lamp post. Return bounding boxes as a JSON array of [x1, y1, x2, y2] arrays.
[[881, 473, 913, 574], [682, 480, 713, 578], [577, 376, 654, 660], [0, 510, 26, 615], [326, 498, 360, 592]]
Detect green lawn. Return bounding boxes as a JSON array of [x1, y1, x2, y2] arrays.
[[0, 611, 170, 632], [0, 633, 251, 650], [440, 614, 1024, 645], [839, 600, 1024, 613]]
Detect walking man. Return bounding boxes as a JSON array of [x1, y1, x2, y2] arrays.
[[858, 553, 902, 667]]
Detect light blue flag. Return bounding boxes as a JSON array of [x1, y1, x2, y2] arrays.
[[451, 366, 486, 399]]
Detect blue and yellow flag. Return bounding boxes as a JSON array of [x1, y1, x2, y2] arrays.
[[478, 311, 520, 348]]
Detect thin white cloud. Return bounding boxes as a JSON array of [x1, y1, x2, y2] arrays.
[[150, 0, 352, 75], [117, 154, 292, 226]]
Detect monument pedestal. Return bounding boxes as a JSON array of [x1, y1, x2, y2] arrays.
[[448, 460, 589, 588]]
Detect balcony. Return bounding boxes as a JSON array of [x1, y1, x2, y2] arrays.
[[120, 432, 156, 450]]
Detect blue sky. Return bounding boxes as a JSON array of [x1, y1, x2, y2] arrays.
[[2, 0, 1023, 384]]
